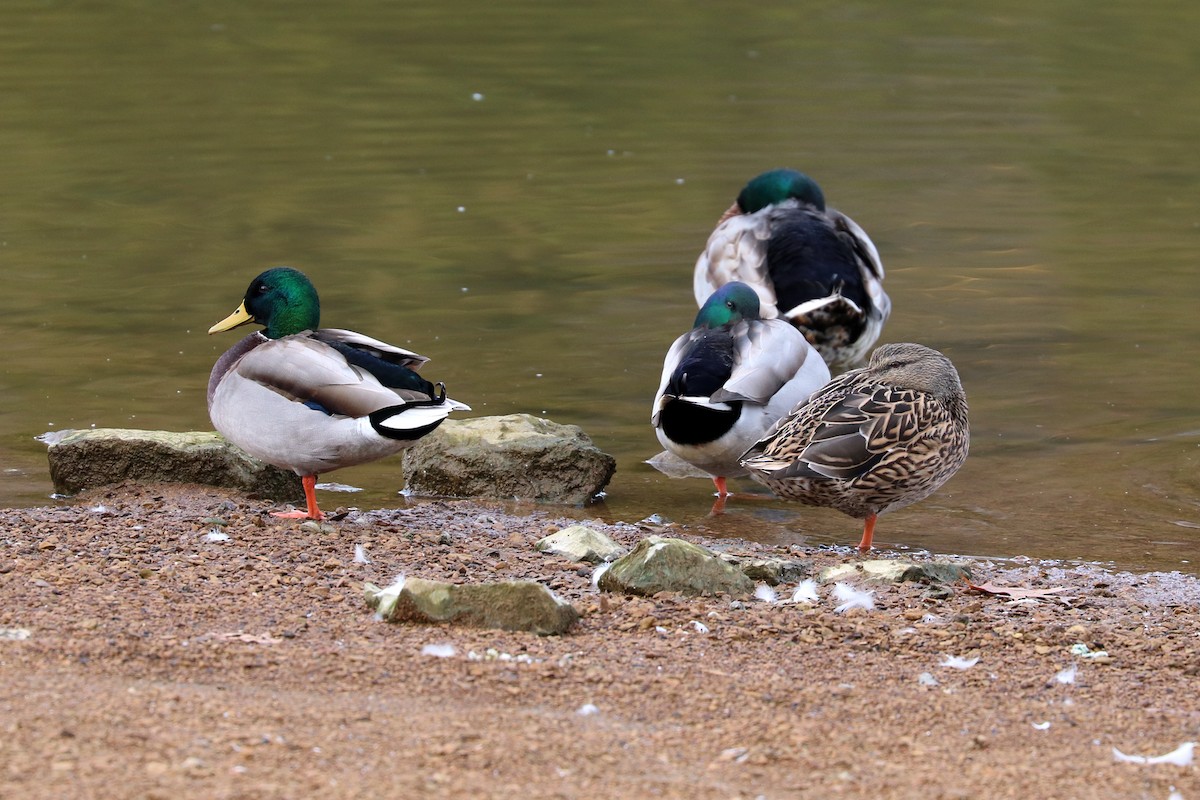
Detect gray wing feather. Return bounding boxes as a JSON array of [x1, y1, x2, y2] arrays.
[[235, 336, 406, 418], [714, 319, 822, 405]]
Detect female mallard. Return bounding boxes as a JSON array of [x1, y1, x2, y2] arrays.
[[207, 266, 469, 520], [739, 343, 968, 551], [694, 168, 890, 369], [652, 281, 830, 506]]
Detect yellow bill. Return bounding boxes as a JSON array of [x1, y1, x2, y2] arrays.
[[208, 302, 255, 334]]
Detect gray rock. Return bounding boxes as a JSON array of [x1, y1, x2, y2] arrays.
[[365, 577, 578, 635], [41, 428, 302, 501], [898, 562, 973, 585], [819, 560, 971, 585], [597, 536, 754, 597], [719, 554, 813, 585], [536, 525, 626, 564], [401, 414, 616, 505], [820, 560, 907, 583]]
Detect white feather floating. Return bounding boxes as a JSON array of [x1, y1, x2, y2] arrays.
[[1055, 664, 1077, 684], [577, 703, 600, 716], [372, 573, 407, 620], [353, 543, 370, 564], [790, 579, 819, 604], [938, 655, 980, 670], [832, 583, 875, 613], [754, 584, 778, 603], [420, 643, 457, 658], [590, 562, 611, 589], [1111, 742, 1195, 766]]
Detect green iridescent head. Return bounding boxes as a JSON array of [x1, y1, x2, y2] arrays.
[[736, 168, 826, 213], [208, 266, 321, 339], [694, 281, 761, 328]]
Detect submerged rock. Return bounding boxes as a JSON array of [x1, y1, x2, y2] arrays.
[[597, 536, 754, 597], [41, 428, 302, 501], [401, 414, 616, 504], [536, 525, 626, 564], [365, 576, 579, 635]]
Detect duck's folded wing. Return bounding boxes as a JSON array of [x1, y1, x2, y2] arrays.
[[829, 210, 883, 283], [651, 331, 691, 426], [712, 320, 827, 406], [830, 209, 891, 324], [235, 336, 411, 418], [313, 329, 441, 397], [786, 386, 923, 480], [315, 328, 430, 369]]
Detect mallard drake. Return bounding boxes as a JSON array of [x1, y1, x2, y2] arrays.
[[207, 266, 469, 520], [739, 342, 968, 551], [694, 168, 890, 369], [652, 281, 830, 505]]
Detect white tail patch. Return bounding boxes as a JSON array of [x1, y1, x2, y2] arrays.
[[784, 293, 863, 318], [375, 405, 451, 432], [679, 395, 735, 411]]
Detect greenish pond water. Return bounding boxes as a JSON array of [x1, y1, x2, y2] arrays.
[[2, 2, 1198, 574]]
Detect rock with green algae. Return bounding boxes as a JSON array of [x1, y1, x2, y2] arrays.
[[41, 428, 302, 501], [365, 576, 579, 635], [400, 414, 616, 505], [597, 536, 754, 597], [819, 560, 972, 585]]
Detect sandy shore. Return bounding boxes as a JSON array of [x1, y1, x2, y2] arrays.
[[1, 483, 1197, 799]]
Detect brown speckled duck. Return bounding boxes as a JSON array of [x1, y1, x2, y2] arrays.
[[207, 267, 469, 520], [738, 342, 968, 551]]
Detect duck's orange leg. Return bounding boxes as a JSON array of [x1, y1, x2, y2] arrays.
[[707, 476, 731, 516], [272, 474, 325, 521], [856, 514, 877, 553]]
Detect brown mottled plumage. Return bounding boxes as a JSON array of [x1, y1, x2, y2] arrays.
[[739, 343, 969, 551]]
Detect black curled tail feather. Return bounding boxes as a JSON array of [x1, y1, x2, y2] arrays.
[[366, 384, 451, 442], [399, 382, 449, 408]]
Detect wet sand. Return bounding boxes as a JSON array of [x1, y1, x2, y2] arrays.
[[1, 483, 1196, 799]]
